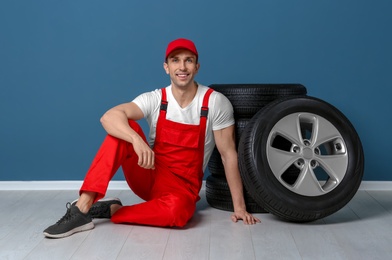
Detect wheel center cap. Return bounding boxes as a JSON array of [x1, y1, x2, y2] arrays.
[[303, 148, 313, 159]]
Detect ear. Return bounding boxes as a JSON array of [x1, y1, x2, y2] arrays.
[[194, 62, 200, 75], [163, 62, 169, 74]]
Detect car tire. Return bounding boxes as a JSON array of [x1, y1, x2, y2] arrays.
[[238, 96, 364, 222], [210, 84, 307, 118], [205, 175, 268, 213]]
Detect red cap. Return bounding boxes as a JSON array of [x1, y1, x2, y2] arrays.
[[165, 38, 198, 60]]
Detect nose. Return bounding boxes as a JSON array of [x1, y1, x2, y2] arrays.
[[179, 61, 186, 70]]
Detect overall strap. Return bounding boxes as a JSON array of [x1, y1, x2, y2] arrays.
[[160, 88, 168, 113], [198, 88, 214, 168], [200, 88, 214, 119], [156, 88, 168, 137]]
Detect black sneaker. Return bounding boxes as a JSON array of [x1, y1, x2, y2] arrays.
[[43, 202, 94, 238], [90, 198, 123, 218], [71, 197, 122, 219]]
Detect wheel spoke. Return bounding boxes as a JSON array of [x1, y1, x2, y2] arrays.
[[312, 116, 341, 147], [293, 164, 324, 196], [317, 155, 348, 183], [271, 113, 303, 146], [267, 146, 300, 179]]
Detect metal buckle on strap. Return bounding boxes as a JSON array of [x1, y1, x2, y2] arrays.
[[160, 101, 168, 111], [200, 106, 209, 117]]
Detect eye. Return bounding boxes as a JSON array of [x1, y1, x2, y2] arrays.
[[186, 58, 194, 63]]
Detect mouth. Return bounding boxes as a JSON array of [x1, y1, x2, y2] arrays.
[[176, 72, 190, 80]]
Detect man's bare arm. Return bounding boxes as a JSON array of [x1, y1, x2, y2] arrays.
[[100, 102, 154, 169], [213, 125, 260, 224]]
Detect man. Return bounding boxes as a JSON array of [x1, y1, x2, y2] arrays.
[[44, 38, 260, 238]]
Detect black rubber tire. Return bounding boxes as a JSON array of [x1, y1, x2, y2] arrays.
[[205, 175, 268, 213], [235, 118, 249, 142], [209, 84, 307, 118], [238, 96, 364, 222]]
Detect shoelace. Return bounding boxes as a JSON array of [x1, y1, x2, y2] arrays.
[[56, 202, 74, 225]]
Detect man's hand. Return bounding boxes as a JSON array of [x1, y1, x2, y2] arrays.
[[132, 137, 155, 169], [231, 210, 261, 225]]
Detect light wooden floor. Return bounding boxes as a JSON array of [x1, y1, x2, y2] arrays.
[[1, 188, 392, 260]]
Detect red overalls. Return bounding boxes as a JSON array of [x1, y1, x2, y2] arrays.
[[80, 87, 214, 227]]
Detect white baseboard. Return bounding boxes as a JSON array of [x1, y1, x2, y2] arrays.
[[0, 181, 126, 191], [0, 180, 391, 191]]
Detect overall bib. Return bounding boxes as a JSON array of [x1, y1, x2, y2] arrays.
[[80, 87, 214, 227]]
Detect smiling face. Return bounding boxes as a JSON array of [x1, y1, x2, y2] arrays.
[[163, 49, 200, 90]]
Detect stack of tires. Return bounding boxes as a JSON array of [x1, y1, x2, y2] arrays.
[[206, 84, 364, 222], [206, 84, 308, 214]]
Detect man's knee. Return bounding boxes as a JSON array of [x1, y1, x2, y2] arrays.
[[161, 194, 196, 227]]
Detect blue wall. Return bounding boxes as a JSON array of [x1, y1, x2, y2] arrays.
[[1, 1, 391, 181]]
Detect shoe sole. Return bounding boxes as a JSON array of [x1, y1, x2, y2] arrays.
[[43, 222, 95, 239]]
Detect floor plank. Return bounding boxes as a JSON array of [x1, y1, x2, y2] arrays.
[[0, 191, 63, 259], [70, 220, 132, 260], [163, 211, 211, 260], [209, 208, 256, 260], [250, 217, 302, 260], [290, 224, 348, 260], [116, 226, 170, 260]]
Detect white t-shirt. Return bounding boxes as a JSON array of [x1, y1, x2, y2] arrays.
[[132, 84, 235, 171]]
